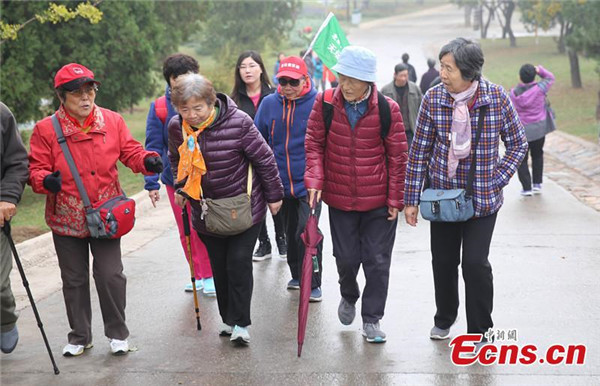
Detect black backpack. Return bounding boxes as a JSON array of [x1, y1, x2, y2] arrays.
[[322, 88, 392, 139]]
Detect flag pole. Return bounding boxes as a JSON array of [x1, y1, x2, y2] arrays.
[[303, 12, 335, 59]]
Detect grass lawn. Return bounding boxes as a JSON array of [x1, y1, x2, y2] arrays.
[[480, 37, 599, 142]]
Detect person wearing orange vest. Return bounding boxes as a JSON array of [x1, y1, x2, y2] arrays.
[[144, 54, 215, 295]]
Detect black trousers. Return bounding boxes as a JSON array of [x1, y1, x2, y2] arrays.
[[279, 197, 323, 289], [329, 206, 397, 323], [430, 212, 498, 335], [198, 223, 261, 327], [257, 210, 286, 244], [517, 136, 545, 191]]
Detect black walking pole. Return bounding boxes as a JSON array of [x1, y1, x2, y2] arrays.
[[2, 222, 60, 375]]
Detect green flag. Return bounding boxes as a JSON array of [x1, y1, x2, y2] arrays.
[[309, 13, 350, 71]]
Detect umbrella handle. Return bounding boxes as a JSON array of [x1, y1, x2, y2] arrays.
[[308, 193, 318, 212]]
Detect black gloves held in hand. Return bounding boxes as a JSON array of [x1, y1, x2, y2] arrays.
[[43, 171, 62, 193], [144, 156, 163, 173]]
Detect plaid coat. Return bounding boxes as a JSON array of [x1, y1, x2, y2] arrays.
[[404, 79, 528, 218]]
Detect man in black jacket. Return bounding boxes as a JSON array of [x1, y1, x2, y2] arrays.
[[402, 53, 417, 83], [0, 102, 29, 354]]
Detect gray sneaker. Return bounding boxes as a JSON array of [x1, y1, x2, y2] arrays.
[[337, 297, 356, 325], [430, 325, 451, 340], [362, 322, 386, 343]]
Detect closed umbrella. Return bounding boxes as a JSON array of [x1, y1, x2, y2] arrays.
[[297, 196, 322, 357]]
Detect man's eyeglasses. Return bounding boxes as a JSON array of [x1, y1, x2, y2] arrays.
[[278, 78, 301, 87], [67, 85, 98, 97]]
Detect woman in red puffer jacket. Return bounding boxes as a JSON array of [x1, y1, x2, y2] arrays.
[[29, 63, 162, 357], [304, 46, 408, 344]]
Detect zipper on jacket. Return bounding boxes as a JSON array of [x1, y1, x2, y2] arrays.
[[351, 121, 357, 206], [270, 120, 275, 148], [285, 99, 295, 197]]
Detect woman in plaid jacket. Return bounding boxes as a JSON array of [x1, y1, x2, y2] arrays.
[[404, 38, 527, 349]]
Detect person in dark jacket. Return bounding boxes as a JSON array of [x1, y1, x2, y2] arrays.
[[420, 58, 440, 94], [381, 63, 423, 147], [402, 53, 417, 83], [168, 74, 283, 345], [231, 50, 287, 261], [0, 102, 29, 354], [29, 63, 162, 357], [144, 54, 215, 295], [510, 64, 555, 196], [254, 56, 323, 302], [305, 46, 408, 343]]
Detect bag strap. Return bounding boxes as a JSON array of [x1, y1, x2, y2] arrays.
[[247, 163, 252, 196], [376, 91, 392, 139], [50, 114, 92, 209], [466, 105, 488, 197], [322, 88, 335, 136]]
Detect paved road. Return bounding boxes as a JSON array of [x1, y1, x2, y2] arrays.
[[2, 4, 599, 385]]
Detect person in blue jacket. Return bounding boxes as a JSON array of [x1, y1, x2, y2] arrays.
[[144, 54, 215, 295], [254, 56, 323, 302]]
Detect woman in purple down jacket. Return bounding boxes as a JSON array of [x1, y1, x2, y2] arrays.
[[168, 74, 283, 345], [510, 64, 555, 196]]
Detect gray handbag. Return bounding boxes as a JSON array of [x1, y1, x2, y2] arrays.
[[201, 164, 253, 236], [419, 105, 487, 222]]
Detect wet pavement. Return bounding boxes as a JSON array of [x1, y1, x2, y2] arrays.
[[2, 4, 599, 386]]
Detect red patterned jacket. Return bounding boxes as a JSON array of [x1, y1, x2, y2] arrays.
[[29, 105, 158, 237]]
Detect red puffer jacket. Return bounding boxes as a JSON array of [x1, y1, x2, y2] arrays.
[[29, 105, 159, 237], [304, 86, 408, 212]]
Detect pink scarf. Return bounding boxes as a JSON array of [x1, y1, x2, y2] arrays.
[[447, 80, 479, 179]]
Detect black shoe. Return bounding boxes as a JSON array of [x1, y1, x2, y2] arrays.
[[253, 241, 272, 261], [276, 236, 287, 259]]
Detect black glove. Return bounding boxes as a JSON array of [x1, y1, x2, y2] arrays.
[[43, 171, 62, 193], [144, 156, 163, 173]]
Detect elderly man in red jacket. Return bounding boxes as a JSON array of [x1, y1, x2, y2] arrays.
[[305, 46, 408, 343]]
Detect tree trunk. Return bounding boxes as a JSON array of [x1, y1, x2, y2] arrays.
[[504, 0, 516, 47], [567, 47, 582, 89], [473, 6, 481, 30], [557, 18, 566, 54], [464, 5, 472, 27], [346, 0, 351, 22], [481, 5, 494, 39]]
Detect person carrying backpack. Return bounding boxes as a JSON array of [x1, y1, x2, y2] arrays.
[[144, 54, 215, 295], [304, 46, 408, 343], [254, 56, 323, 302]]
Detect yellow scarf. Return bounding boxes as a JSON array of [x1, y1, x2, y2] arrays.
[[176, 107, 217, 200]]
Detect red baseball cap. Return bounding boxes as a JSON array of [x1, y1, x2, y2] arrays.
[[277, 56, 307, 80], [54, 63, 101, 91]]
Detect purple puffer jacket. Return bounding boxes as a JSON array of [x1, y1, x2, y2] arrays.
[[168, 93, 284, 236], [510, 65, 554, 126]]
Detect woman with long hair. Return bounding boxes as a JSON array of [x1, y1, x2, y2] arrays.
[[231, 51, 287, 262]]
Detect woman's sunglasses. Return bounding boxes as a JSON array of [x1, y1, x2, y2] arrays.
[[278, 78, 301, 87]]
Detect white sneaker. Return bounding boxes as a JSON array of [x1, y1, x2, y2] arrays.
[[109, 338, 129, 355], [230, 325, 250, 344], [62, 342, 93, 357], [218, 322, 233, 336]]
